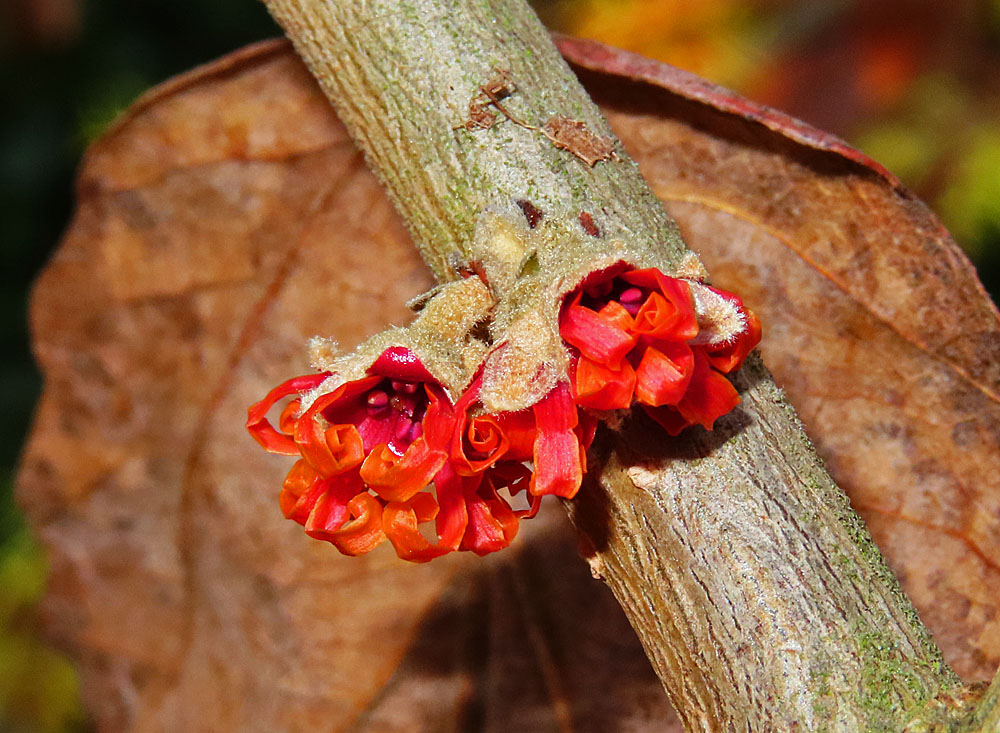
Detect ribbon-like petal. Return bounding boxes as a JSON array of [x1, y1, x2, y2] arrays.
[[573, 356, 636, 410], [633, 341, 694, 407], [246, 373, 330, 455], [560, 291, 638, 369], [677, 350, 741, 430], [310, 492, 386, 556], [279, 460, 327, 522], [530, 382, 584, 498], [361, 438, 449, 503], [625, 272, 699, 342]]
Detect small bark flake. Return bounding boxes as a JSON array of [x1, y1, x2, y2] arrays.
[[579, 211, 600, 236], [517, 199, 544, 228], [465, 101, 498, 131], [542, 116, 617, 167], [455, 68, 521, 131], [455, 72, 616, 168]]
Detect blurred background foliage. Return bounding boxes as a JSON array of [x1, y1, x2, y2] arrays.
[[1, 0, 998, 729]]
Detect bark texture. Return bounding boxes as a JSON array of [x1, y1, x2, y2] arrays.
[[258, 0, 987, 729]]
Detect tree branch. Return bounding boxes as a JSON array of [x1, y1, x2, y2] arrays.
[[259, 0, 990, 729]]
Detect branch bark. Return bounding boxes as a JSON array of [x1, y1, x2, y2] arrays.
[[259, 0, 995, 729]]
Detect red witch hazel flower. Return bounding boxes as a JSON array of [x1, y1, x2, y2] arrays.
[[559, 267, 761, 435], [247, 346, 595, 562], [247, 266, 757, 564]]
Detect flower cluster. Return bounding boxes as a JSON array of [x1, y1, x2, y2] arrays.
[[248, 266, 759, 563], [559, 268, 761, 435], [247, 347, 594, 562]]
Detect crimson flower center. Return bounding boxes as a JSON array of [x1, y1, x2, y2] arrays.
[[363, 379, 428, 456], [581, 279, 649, 315]]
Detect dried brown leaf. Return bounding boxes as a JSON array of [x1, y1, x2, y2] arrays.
[[20, 32, 1000, 730]]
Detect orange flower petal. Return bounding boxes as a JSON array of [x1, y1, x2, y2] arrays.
[[432, 466, 471, 551], [383, 492, 458, 563], [461, 482, 518, 555], [623, 269, 699, 341], [575, 409, 599, 452], [360, 438, 448, 502], [278, 400, 302, 435], [279, 460, 324, 522], [634, 341, 694, 406], [573, 356, 636, 410], [295, 418, 365, 477], [677, 350, 741, 431], [314, 493, 386, 556], [452, 413, 510, 475], [324, 423, 366, 472], [495, 410, 536, 461], [641, 404, 691, 437], [596, 300, 635, 331], [560, 291, 638, 369], [246, 373, 329, 455]]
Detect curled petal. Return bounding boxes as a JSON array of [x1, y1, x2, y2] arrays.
[[361, 439, 449, 502], [299, 470, 366, 535], [641, 404, 691, 437], [450, 378, 510, 475], [496, 410, 536, 461], [461, 477, 519, 556], [295, 419, 365, 477], [279, 460, 327, 523], [307, 492, 385, 556], [419, 383, 457, 452], [572, 356, 635, 410], [246, 373, 329, 455], [530, 382, 584, 498], [596, 300, 635, 331], [575, 409, 599, 453], [634, 341, 694, 407], [431, 464, 471, 551], [630, 288, 699, 343], [383, 492, 455, 563], [278, 400, 302, 435], [560, 291, 637, 369], [519, 493, 543, 520], [677, 351, 741, 430], [483, 461, 536, 518], [453, 413, 509, 475], [642, 352, 740, 435]]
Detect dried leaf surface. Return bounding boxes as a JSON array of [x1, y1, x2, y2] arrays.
[[19, 40, 676, 731], [558, 35, 1000, 681], [19, 34, 1000, 730]]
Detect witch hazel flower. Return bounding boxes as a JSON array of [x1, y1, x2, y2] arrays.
[[247, 346, 457, 559], [559, 266, 761, 435], [247, 345, 596, 562]]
